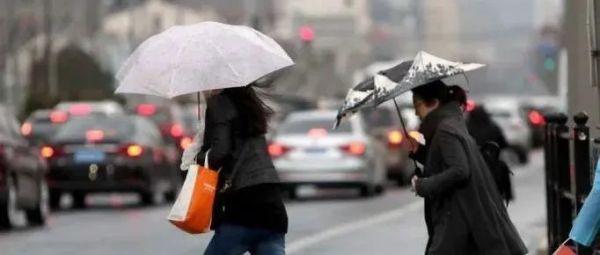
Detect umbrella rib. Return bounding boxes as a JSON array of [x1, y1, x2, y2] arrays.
[[167, 39, 189, 98], [207, 38, 242, 86]]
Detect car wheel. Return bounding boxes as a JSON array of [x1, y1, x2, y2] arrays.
[[359, 184, 375, 198], [0, 176, 24, 229], [374, 184, 385, 195], [517, 149, 529, 164], [72, 192, 87, 209], [164, 189, 177, 203], [25, 180, 49, 226], [396, 176, 408, 186], [49, 190, 61, 210], [287, 187, 298, 200], [140, 185, 163, 206]]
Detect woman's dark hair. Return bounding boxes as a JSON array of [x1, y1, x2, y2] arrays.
[[223, 84, 273, 136], [411, 80, 467, 108]]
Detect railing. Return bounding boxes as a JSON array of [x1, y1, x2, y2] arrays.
[[544, 112, 597, 254]]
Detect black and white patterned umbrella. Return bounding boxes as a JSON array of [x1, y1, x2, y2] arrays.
[[373, 51, 485, 106], [333, 60, 413, 128]]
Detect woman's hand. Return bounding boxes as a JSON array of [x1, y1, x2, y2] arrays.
[[405, 136, 420, 153], [411, 175, 419, 193]]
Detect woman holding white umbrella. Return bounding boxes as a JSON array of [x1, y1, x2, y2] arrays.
[[115, 22, 293, 255]]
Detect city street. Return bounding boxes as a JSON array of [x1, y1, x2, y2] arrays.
[[0, 151, 546, 255]]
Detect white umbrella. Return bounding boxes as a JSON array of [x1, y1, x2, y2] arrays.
[[115, 21, 294, 98]]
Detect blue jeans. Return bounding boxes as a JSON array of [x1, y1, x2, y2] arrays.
[[204, 224, 286, 255]]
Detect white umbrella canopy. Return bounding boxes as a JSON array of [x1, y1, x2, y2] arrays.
[[115, 22, 294, 98]]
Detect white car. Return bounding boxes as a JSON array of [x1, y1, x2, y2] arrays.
[[269, 110, 386, 198], [482, 99, 532, 164]]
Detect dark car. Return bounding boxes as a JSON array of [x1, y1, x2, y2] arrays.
[[132, 103, 192, 152], [0, 106, 49, 229], [21, 109, 67, 145], [43, 115, 180, 208], [361, 105, 414, 185]]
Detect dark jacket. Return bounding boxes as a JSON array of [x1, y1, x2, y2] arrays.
[[198, 93, 281, 190], [197, 93, 287, 233], [466, 106, 508, 149], [411, 102, 527, 255]]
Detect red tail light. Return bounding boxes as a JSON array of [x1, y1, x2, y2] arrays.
[[340, 142, 366, 156], [387, 130, 403, 147], [268, 143, 290, 158], [41, 145, 63, 159], [50, 111, 69, 123], [136, 104, 157, 116], [120, 144, 144, 157], [466, 100, 476, 112], [528, 110, 546, 126], [180, 136, 193, 150], [86, 130, 105, 142], [21, 122, 33, 137], [170, 124, 184, 138]]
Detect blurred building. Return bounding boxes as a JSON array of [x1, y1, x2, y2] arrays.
[[367, 0, 420, 61], [1, 0, 113, 113], [271, 0, 372, 99], [421, 0, 461, 60], [564, 1, 600, 138], [98, 0, 220, 75]]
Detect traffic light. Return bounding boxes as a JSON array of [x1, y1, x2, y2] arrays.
[[299, 25, 315, 43]]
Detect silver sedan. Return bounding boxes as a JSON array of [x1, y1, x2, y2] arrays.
[[269, 110, 386, 198]]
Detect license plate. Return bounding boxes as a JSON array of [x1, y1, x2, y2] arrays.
[[74, 149, 106, 163], [305, 147, 327, 154]]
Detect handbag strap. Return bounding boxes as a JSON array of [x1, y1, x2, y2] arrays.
[[219, 140, 250, 193], [203, 150, 210, 169]]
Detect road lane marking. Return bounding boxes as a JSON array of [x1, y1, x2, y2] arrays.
[[286, 200, 424, 254]]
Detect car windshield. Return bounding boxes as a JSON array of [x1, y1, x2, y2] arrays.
[[183, 114, 200, 132], [54, 116, 133, 142], [278, 117, 352, 135], [361, 108, 397, 129]]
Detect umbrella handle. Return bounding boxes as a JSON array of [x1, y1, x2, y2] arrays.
[[392, 98, 420, 173], [197, 92, 201, 121]]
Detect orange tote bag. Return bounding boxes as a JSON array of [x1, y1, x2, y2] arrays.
[[167, 152, 218, 234]]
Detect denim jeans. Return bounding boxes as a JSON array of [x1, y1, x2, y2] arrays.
[[204, 224, 285, 255]]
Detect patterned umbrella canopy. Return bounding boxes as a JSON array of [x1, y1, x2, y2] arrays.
[[373, 51, 485, 106]]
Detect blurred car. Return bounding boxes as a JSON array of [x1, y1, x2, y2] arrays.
[[269, 110, 386, 198], [132, 103, 191, 151], [43, 115, 180, 208], [520, 96, 561, 147], [483, 99, 532, 164], [21, 109, 67, 145], [0, 105, 49, 228], [180, 103, 204, 150], [361, 104, 415, 185], [54, 101, 126, 117]]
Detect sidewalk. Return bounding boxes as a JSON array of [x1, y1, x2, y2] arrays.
[[507, 150, 547, 254]]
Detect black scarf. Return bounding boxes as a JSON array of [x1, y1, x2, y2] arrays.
[[418, 101, 464, 143]]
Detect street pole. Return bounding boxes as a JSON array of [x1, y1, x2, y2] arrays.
[[590, 0, 600, 118], [1, 0, 11, 106], [43, 0, 55, 103]]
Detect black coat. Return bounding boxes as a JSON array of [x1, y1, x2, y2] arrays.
[[198, 93, 280, 190], [197, 93, 287, 233], [412, 102, 527, 255], [466, 106, 508, 149]]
